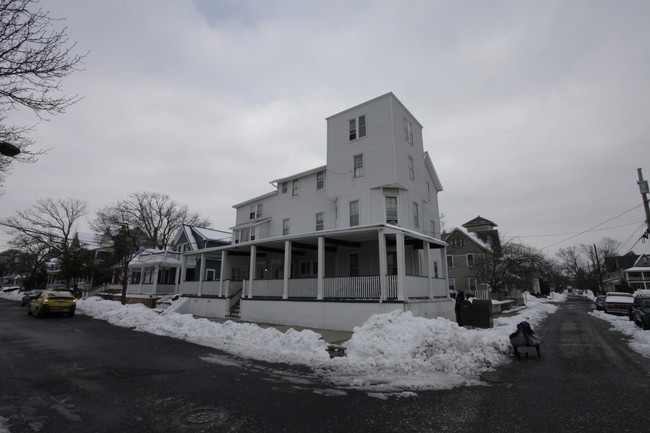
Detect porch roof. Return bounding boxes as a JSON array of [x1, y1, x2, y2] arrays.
[[182, 223, 448, 257]]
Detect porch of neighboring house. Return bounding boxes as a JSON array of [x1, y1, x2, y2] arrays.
[[174, 224, 455, 331], [127, 250, 182, 296]]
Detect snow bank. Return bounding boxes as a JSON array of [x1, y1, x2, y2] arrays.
[[589, 310, 650, 358], [1, 291, 563, 392]]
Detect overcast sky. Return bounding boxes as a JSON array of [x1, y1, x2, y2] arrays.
[[1, 0, 649, 258]]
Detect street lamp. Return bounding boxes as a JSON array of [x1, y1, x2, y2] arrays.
[[0, 141, 21, 157]]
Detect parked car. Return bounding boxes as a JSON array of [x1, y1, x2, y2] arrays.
[[604, 292, 634, 316], [594, 295, 606, 311], [21, 290, 42, 306], [631, 294, 650, 330], [27, 290, 76, 318]]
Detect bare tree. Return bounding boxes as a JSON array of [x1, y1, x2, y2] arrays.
[[106, 192, 212, 250], [90, 207, 149, 305], [0, 0, 86, 187], [474, 238, 550, 296], [0, 197, 88, 255]]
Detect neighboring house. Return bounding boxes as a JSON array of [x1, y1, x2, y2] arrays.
[[443, 216, 499, 298], [603, 253, 639, 292], [0, 274, 24, 289], [46, 232, 114, 291], [623, 254, 650, 291], [174, 93, 454, 331], [126, 225, 231, 296]]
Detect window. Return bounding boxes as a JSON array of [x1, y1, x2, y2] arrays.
[[316, 171, 325, 190], [349, 115, 366, 141], [281, 182, 288, 194], [412, 202, 419, 230], [408, 156, 415, 181], [451, 238, 465, 248], [467, 254, 475, 267], [353, 154, 363, 178], [404, 118, 413, 144], [449, 278, 456, 292], [292, 179, 300, 196], [434, 261, 439, 278], [205, 269, 215, 281], [249, 203, 262, 220], [468, 278, 477, 291], [350, 253, 360, 277], [316, 212, 324, 231], [431, 220, 436, 237], [447, 255, 454, 268], [300, 262, 311, 275], [385, 196, 398, 224], [282, 218, 290, 235], [349, 200, 359, 226], [427, 182, 432, 201]]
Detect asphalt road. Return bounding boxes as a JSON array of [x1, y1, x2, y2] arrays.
[[1, 295, 648, 433]]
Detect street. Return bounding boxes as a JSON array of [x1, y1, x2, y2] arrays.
[[1, 295, 648, 433]]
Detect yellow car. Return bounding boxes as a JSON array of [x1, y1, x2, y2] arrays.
[[27, 290, 76, 318]]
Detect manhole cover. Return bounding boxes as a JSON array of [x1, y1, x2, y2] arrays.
[[178, 408, 229, 426]]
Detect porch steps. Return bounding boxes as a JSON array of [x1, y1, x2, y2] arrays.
[[227, 301, 241, 318]]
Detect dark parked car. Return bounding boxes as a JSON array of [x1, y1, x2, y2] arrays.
[[631, 294, 650, 330], [594, 295, 606, 311], [604, 292, 634, 316]]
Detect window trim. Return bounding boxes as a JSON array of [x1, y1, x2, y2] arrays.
[[404, 117, 414, 145], [408, 155, 415, 181], [282, 218, 290, 236], [292, 179, 300, 197], [349, 115, 367, 141], [412, 201, 419, 230], [316, 170, 325, 190], [316, 212, 324, 231], [349, 200, 360, 227], [353, 154, 364, 179], [385, 196, 398, 225], [447, 255, 454, 268], [467, 254, 475, 268]]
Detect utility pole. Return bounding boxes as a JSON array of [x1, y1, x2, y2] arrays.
[[638, 168, 650, 239]]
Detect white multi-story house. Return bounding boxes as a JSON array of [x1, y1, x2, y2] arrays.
[[174, 93, 454, 331]]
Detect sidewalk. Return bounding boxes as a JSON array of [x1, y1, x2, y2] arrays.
[[198, 316, 353, 345]]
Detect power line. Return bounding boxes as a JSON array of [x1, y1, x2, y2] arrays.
[[540, 204, 642, 250], [518, 220, 642, 238]]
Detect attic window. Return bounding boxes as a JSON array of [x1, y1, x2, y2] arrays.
[[451, 238, 465, 248], [349, 115, 366, 141]]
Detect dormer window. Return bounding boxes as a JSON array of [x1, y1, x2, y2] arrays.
[[349, 115, 366, 141]]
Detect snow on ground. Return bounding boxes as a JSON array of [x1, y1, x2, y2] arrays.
[[589, 310, 650, 358], [2, 290, 565, 393]]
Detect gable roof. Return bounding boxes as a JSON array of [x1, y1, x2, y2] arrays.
[[462, 215, 498, 229], [443, 227, 492, 251]]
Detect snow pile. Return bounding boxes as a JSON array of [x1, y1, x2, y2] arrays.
[[326, 312, 511, 390], [78, 297, 330, 366], [589, 310, 650, 358]]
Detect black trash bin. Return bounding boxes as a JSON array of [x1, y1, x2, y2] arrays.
[[471, 299, 493, 328], [458, 300, 473, 326]]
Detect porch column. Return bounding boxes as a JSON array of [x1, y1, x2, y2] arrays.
[[139, 267, 144, 294], [248, 245, 256, 298], [317, 236, 324, 300], [179, 254, 187, 295], [424, 242, 433, 299], [378, 229, 388, 301], [396, 231, 406, 301], [174, 257, 181, 292], [442, 246, 451, 297], [198, 253, 206, 297], [153, 265, 160, 295], [283, 241, 291, 299], [219, 251, 227, 297]]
